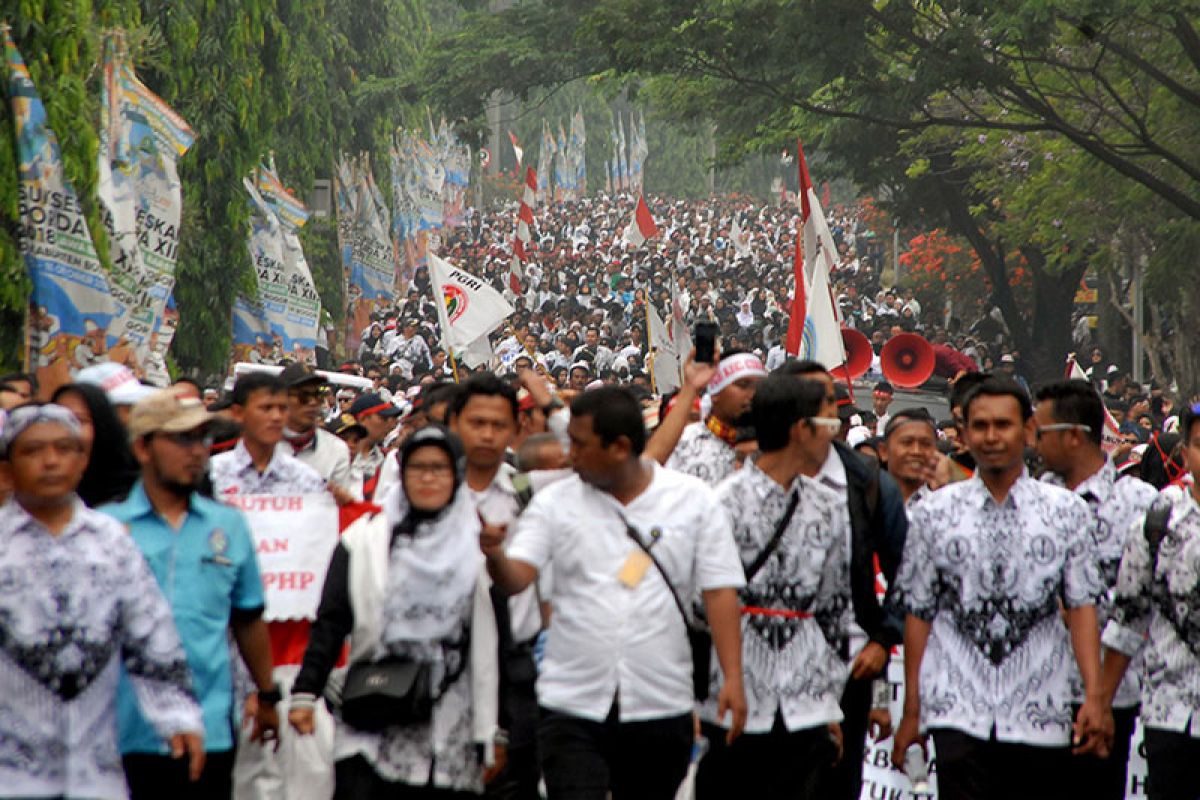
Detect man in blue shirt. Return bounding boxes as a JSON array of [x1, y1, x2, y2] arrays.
[[105, 387, 279, 799]]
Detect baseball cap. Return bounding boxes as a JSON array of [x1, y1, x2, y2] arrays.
[[129, 387, 215, 439], [350, 392, 402, 419], [326, 412, 367, 438], [76, 362, 157, 406], [279, 362, 326, 389], [1000, 354, 1015, 364]]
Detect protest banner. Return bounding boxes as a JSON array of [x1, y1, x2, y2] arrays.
[[223, 492, 340, 622]]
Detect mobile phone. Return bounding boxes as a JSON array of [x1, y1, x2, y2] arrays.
[[694, 321, 719, 365]]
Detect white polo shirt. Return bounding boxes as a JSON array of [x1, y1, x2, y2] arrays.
[[507, 461, 744, 722]]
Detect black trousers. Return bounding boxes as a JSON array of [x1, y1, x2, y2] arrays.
[[695, 713, 838, 800], [1067, 703, 1139, 800], [537, 702, 692, 800], [931, 728, 1072, 800], [485, 675, 541, 800], [333, 755, 479, 800], [817, 673, 871, 799], [123, 749, 235, 800], [1144, 727, 1200, 800]]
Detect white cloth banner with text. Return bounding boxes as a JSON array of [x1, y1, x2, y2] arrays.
[[226, 493, 339, 622]]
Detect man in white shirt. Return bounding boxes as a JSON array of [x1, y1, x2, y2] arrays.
[[276, 363, 358, 503], [1034, 380, 1158, 799], [892, 378, 1109, 800], [481, 386, 747, 800], [0, 403, 204, 799], [696, 374, 852, 798]]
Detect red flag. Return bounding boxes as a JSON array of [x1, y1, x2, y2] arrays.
[[623, 195, 659, 247], [509, 167, 537, 294], [786, 140, 814, 355]]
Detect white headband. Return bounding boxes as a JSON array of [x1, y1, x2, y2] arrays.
[[708, 353, 768, 395], [0, 404, 81, 457]]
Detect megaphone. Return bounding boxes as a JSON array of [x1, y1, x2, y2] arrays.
[[881, 333, 935, 388], [840, 328, 874, 380]]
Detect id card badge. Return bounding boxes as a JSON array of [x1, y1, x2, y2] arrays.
[[618, 550, 653, 588]]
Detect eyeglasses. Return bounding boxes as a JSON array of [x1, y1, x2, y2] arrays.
[[1035, 423, 1092, 440], [807, 417, 843, 431], [161, 429, 214, 448], [290, 389, 322, 404], [404, 462, 454, 479]]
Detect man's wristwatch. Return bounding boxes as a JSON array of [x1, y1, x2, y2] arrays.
[[257, 684, 283, 707]]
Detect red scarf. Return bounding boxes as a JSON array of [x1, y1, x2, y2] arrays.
[[705, 415, 739, 446]]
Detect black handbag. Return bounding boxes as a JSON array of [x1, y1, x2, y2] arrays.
[[617, 515, 713, 701], [340, 660, 435, 732]]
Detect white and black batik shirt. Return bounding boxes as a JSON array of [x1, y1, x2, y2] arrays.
[[894, 473, 1105, 746], [1043, 461, 1157, 708], [210, 439, 327, 497], [700, 463, 853, 733], [0, 499, 201, 799], [1104, 485, 1200, 737], [666, 422, 737, 486]]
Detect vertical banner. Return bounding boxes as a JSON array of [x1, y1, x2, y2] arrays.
[[98, 36, 194, 386], [536, 120, 554, 204], [233, 177, 289, 366], [257, 159, 321, 364], [342, 154, 397, 354], [7, 29, 116, 395], [571, 108, 587, 198]]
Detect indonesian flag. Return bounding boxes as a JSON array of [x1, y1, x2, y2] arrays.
[[509, 167, 536, 294], [1066, 355, 1123, 453], [623, 194, 659, 247], [508, 131, 523, 167]]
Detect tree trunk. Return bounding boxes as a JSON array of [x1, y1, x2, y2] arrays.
[[1023, 247, 1088, 387]]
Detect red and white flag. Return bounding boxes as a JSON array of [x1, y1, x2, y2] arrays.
[[508, 131, 523, 166], [1066, 355, 1123, 453], [509, 167, 536, 294], [623, 194, 659, 247], [786, 140, 842, 356]]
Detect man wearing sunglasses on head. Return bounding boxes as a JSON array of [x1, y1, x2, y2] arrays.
[[774, 360, 909, 800], [104, 387, 277, 799], [1033, 380, 1157, 799]]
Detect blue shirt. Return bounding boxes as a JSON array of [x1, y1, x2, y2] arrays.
[[103, 482, 265, 754]]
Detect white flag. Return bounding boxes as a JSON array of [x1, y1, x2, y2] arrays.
[[428, 252, 514, 351], [798, 256, 847, 374], [647, 302, 681, 393], [730, 216, 751, 258]]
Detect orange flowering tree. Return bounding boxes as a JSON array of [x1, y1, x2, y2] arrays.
[[899, 228, 1032, 325]]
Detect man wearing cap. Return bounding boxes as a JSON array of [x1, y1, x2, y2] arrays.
[[0, 403, 204, 799], [568, 361, 593, 392], [348, 390, 401, 502], [104, 388, 279, 799], [998, 353, 1030, 395], [1034, 380, 1157, 798], [665, 351, 767, 485], [277, 363, 359, 503]]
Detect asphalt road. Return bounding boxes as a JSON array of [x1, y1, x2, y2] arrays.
[[851, 380, 951, 422]]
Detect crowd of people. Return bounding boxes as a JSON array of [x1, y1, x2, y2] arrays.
[[0, 193, 1198, 800]]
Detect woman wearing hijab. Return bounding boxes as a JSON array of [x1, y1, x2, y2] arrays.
[[289, 426, 499, 799], [50, 382, 139, 507], [735, 299, 756, 330]]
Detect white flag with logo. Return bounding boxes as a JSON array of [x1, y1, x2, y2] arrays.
[[798, 257, 847, 374], [647, 302, 681, 393], [428, 251, 514, 351]]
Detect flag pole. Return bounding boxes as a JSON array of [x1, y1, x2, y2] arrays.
[[449, 346, 460, 383]]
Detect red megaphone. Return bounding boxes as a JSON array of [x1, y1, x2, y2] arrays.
[[840, 328, 874, 380], [881, 333, 935, 388]]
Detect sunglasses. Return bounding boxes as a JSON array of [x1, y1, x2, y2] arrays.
[[1035, 423, 1092, 440]]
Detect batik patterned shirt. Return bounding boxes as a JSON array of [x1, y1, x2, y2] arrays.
[[1104, 485, 1200, 736], [210, 439, 327, 497], [701, 463, 852, 733], [0, 499, 201, 799], [894, 473, 1104, 745], [666, 422, 737, 486], [1043, 461, 1157, 707]]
